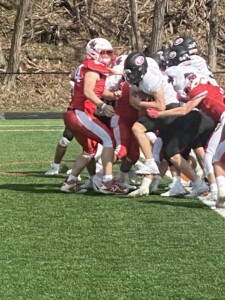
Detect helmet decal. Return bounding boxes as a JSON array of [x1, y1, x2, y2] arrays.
[[115, 56, 123, 65], [114, 55, 127, 66], [89, 39, 97, 50], [135, 56, 145, 65], [174, 38, 184, 46], [169, 51, 177, 59]]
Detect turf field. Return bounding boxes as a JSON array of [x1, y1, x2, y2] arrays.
[[1, 119, 225, 300]]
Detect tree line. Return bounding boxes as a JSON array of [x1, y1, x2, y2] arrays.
[[0, 0, 220, 89]]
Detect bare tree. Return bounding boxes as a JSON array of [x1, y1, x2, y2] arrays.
[[88, 0, 95, 16], [129, 0, 143, 51], [0, 40, 6, 69], [208, 0, 218, 71], [3, 0, 30, 89], [149, 0, 167, 54]]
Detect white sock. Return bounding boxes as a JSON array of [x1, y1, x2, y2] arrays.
[[172, 176, 181, 185], [210, 183, 218, 193], [141, 177, 152, 187], [52, 163, 60, 169], [145, 158, 154, 164], [68, 175, 78, 181], [103, 175, 113, 182], [216, 176, 225, 187]]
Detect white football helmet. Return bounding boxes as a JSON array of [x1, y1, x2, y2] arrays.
[[86, 38, 114, 66], [114, 54, 128, 67]]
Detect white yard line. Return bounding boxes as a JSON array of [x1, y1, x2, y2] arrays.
[[0, 124, 63, 127], [200, 199, 225, 218], [0, 129, 63, 132]]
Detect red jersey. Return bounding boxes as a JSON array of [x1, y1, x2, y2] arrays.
[[188, 83, 225, 123], [114, 82, 138, 125], [68, 59, 110, 115]]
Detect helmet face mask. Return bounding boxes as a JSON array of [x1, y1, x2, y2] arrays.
[[86, 38, 114, 66], [124, 52, 148, 85]]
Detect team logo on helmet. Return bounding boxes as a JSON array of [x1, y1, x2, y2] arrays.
[[115, 56, 123, 65], [135, 56, 145, 65], [169, 51, 177, 59], [174, 38, 184, 46], [89, 40, 97, 50]]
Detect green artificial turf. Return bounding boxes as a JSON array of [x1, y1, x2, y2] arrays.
[[0, 119, 225, 300]]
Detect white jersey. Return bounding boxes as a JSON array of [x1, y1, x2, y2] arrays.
[[190, 55, 219, 86], [132, 62, 179, 106], [146, 57, 159, 69], [162, 74, 180, 106], [105, 65, 123, 91]]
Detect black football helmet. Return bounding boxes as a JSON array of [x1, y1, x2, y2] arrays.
[[173, 35, 197, 55], [124, 51, 148, 85], [156, 47, 170, 70], [168, 45, 191, 67], [147, 53, 165, 71]]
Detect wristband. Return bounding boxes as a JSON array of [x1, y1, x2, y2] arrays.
[[147, 109, 159, 119], [97, 102, 106, 109]]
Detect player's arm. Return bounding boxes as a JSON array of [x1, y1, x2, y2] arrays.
[[83, 70, 103, 106], [102, 88, 122, 101], [141, 87, 166, 111], [153, 94, 205, 118], [84, 70, 115, 117], [129, 86, 166, 111]]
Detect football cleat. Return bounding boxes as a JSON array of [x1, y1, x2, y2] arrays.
[[161, 184, 186, 197], [98, 180, 129, 195], [126, 185, 149, 197], [92, 174, 103, 192], [60, 180, 87, 193], [80, 178, 93, 189], [45, 165, 59, 176], [128, 167, 137, 185], [136, 160, 159, 175], [185, 180, 208, 198], [120, 181, 137, 191], [198, 191, 217, 202], [149, 175, 162, 193]]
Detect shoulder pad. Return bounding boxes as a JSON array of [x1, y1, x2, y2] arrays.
[[83, 59, 110, 75]]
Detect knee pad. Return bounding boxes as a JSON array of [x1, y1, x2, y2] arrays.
[[63, 128, 74, 141], [153, 137, 163, 163], [82, 152, 95, 161], [146, 132, 157, 144], [59, 137, 70, 147], [212, 141, 225, 164], [204, 152, 214, 176]]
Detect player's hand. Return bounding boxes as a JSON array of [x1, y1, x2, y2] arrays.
[[113, 90, 122, 100], [147, 109, 159, 119], [102, 104, 115, 117]]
